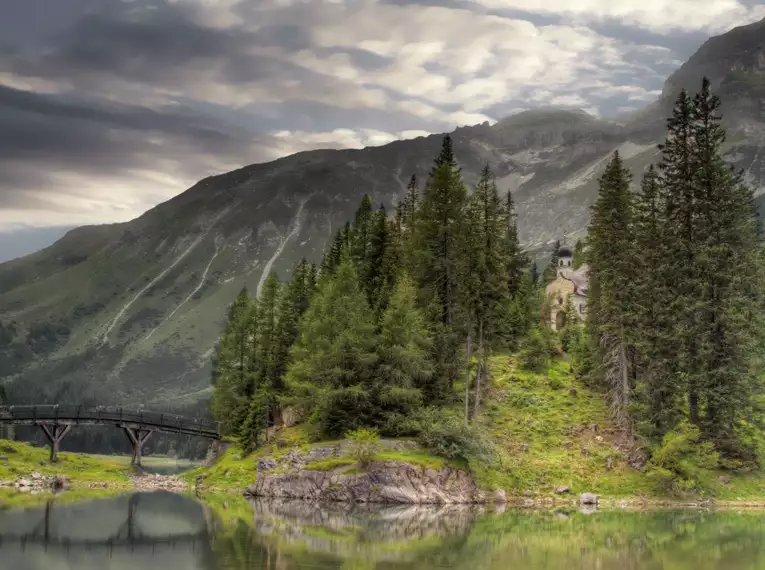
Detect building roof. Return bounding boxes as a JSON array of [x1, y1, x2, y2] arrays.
[[559, 264, 589, 296]]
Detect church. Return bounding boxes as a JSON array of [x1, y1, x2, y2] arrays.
[[545, 243, 589, 331]]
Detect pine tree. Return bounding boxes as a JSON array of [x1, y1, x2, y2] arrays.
[[544, 240, 561, 283], [374, 272, 431, 432], [351, 195, 374, 271], [212, 287, 256, 436], [412, 135, 468, 398], [632, 165, 681, 437], [573, 239, 586, 270], [403, 174, 419, 230], [529, 261, 539, 285], [283, 255, 379, 437], [658, 87, 702, 425], [505, 190, 528, 298], [254, 272, 280, 392], [271, 260, 313, 395], [690, 78, 763, 452], [465, 164, 512, 419], [587, 151, 637, 429], [415, 135, 468, 326]]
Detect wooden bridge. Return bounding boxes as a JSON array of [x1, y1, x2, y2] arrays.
[[0, 405, 220, 466]]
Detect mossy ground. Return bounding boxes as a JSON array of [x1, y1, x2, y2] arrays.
[[189, 355, 765, 503], [0, 439, 132, 487]]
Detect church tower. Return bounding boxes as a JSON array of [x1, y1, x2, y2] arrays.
[[557, 243, 573, 271]]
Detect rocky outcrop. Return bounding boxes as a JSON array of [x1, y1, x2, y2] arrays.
[[246, 447, 486, 504]]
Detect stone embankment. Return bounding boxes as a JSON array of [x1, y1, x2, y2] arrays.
[[0, 472, 188, 493], [247, 444, 491, 504]]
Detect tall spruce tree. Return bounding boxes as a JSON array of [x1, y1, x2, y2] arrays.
[[253, 272, 280, 391], [544, 240, 561, 283], [632, 164, 681, 437], [690, 78, 763, 453], [658, 87, 703, 425], [413, 135, 468, 396], [375, 273, 431, 431], [212, 287, 256, 436], [505, 190, 527, 298], [283, 254, 379, 436], [467, 164, 512, 419], [587, 151, 637, 429]]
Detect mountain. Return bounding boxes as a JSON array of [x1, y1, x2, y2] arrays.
[[1, 18, 764, 409]]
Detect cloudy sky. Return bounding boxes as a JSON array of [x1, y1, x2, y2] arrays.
[[1, 0, 764, 254]]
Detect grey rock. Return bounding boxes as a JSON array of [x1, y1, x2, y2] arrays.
[[579, 492, 599, 505], [492, 489, 507, 504], [719, 475, 731, 484], [257, 459, 278, 472], [247, 460, 484, 504], [555, 486, 570, 495]]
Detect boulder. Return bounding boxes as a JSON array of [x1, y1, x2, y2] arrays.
[[492, 489, 507, 504], [555, 486, 570, 495], [718, 475, 731, 484], [50, 475, 69, 490], [17, 479, 31, 487], [579, 492, 599, 505]]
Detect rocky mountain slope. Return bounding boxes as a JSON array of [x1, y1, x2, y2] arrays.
[[1, 18, 764, 409]]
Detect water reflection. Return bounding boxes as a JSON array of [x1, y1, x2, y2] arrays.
[[0, 492, 218, 570], [2, 493, 765, 570]]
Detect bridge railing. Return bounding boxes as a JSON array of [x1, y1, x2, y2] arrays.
[[0, 405, 219, 438]]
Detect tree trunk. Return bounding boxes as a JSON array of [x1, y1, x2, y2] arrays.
[[473, 319, 484, 420], [464, 333, 472, 425]]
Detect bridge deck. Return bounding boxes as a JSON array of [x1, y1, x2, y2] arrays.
[[0, 405, 220, 440]]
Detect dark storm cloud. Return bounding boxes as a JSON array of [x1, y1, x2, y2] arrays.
[[9, 3, 254, 84], [0, 83, 263, 208]]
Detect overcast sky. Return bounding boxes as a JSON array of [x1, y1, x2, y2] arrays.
[[1, 0, 764, 241]]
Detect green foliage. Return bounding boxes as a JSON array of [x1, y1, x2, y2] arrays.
[[345, 427, 382, 467], [646, 422, 719, 495], [415, 408, 497, 464], [519, 327, 552, 372]]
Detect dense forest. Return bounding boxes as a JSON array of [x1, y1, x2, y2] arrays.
[[213, 77, 765, 476]]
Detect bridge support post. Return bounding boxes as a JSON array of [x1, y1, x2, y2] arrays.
[[38, 424, 71, 462], [123, 427, 153, 467]]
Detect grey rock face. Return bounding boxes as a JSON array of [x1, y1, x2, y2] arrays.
[[247, 455, 483, 504]]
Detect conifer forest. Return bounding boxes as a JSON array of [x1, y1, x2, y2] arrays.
[[212, 77, 765, 472]]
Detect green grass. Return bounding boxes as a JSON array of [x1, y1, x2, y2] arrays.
[[187, 355, 765, 504], [0, 439, 132, 487]]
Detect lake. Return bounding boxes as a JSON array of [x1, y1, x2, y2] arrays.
[[1, 492, 765, 569]]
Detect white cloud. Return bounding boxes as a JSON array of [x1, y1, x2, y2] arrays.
[[475, 0, 765, 33]]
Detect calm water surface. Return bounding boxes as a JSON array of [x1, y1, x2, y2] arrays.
[[0, 492, 764, 569]]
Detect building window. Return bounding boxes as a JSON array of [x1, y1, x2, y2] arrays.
[[578, 303, 582, 314], [558, 297, 563, 305]]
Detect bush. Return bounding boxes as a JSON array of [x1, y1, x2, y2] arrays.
[[519, 327, 551, 372], [646, 421, 719, 496], [345, 427, 381, 467], [415, 408, 497, 464]]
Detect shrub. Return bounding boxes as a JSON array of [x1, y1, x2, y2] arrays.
[[415, 408, 497, 464], [646, 421, 719, 496], [345, 427, 381, 467], [519, 327, 551, 372]]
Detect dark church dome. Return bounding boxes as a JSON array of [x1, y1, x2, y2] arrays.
[[558, 244, 573, 257]]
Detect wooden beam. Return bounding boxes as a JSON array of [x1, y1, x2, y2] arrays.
[[123, 426, 154, 467], [38, 423, 71, 462]]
